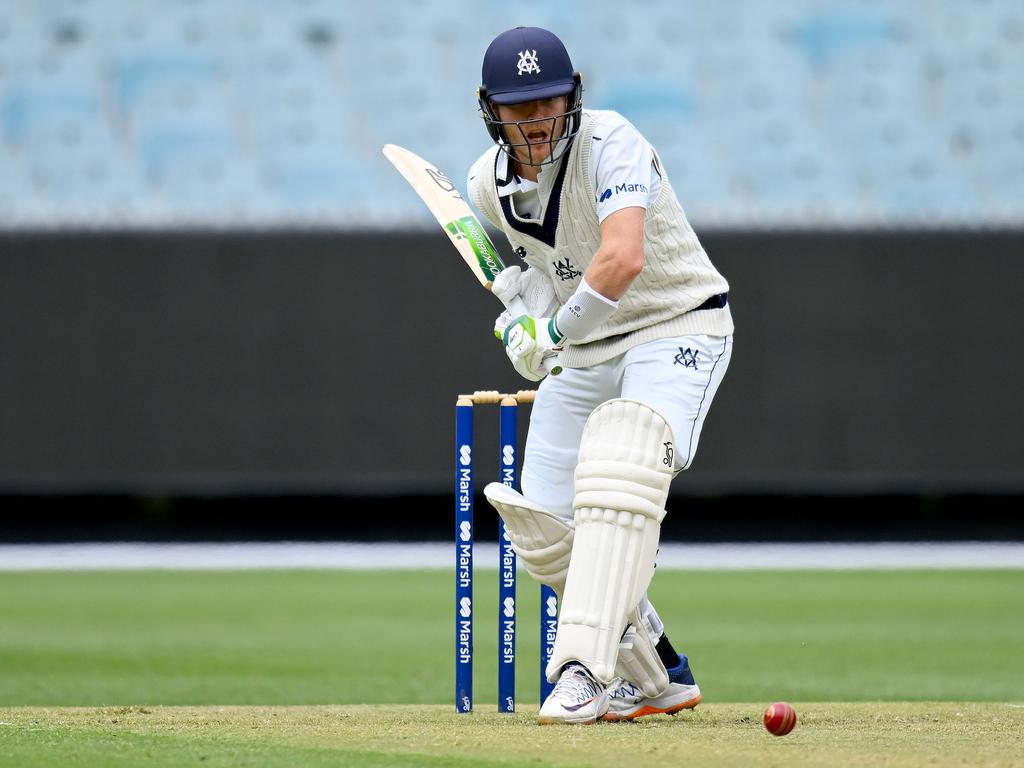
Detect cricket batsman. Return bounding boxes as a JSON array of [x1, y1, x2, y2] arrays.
[[467, 26, 735, 723]]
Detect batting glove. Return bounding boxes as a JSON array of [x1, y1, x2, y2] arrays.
[[497, 314, 564, 382], [491, 265, 558, 317]]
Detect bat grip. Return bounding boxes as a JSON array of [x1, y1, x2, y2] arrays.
[[504, 295, 563, 377], [540, 352, 563, 377]]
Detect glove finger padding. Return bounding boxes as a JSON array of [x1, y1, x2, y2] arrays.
[[493, 310, 514, 338], [490, 265, 523, 306], [518, 267, 558, 317], [512, 358, 546, 382], [493, 264, 558, 318], [503, 319, 547, 381], [503, 318, 538, 358]]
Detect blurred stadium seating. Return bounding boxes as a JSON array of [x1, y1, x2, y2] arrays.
[[1, 0, 1021, 228]]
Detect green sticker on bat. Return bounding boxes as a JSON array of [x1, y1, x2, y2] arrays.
[[446, 216, 505, 282]]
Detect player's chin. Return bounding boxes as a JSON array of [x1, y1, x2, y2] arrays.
[[524, 144, 552, 164], [515, 151, 548, 167]]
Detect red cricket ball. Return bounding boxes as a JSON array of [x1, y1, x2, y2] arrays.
[[763, 701, 798, 736]]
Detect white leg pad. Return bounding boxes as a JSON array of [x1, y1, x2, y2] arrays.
[[546, 399, 675, 685], [484, 482, 573, 594], [615, 607, 670, 698]]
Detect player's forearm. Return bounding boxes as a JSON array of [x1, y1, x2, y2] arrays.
[[550, 239, 644, 341], [582, 241, 644, 301], [552, 242, 641, 342], [584, 205, 646, 300]]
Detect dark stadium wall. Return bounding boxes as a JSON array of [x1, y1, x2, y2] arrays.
[[0, 230, 1021, 538]]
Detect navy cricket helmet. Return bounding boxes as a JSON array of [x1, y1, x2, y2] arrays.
[[477, 26, 583, 166]]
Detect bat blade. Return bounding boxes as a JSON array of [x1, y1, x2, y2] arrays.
[[383, 143, 562, 376], [383, 143, 505, 289]]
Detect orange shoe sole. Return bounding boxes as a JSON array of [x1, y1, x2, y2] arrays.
[[600, 692, 702, 722]]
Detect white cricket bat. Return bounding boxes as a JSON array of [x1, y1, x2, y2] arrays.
[[383, 143, 562, 376]]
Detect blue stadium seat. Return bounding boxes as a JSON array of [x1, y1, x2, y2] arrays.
[[0, 0, 1021, 227]]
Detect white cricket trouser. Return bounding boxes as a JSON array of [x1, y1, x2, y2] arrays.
[[521, 334, 733, 521]]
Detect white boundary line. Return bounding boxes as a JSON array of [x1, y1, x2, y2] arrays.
[[0, 542, 1022, 570]]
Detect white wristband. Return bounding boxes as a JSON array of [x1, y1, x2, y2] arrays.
[[554, 278, 619, 341]]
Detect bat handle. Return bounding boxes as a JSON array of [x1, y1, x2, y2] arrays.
[[504, 295, 563, 377], [540, 352, 563, 377]]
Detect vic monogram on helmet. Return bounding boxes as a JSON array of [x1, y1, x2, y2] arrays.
[[477, 26, 583, 167]]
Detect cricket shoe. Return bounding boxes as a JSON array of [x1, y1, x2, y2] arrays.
[[538, 664, 610, 725], [600, 654, 702, 721]]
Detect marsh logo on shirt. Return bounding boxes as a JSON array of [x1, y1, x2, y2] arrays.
[[514, 246, 527, 261], [599, 182, 648, 203]]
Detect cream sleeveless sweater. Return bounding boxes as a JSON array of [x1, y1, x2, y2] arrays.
[[469, 109, 733, 368]]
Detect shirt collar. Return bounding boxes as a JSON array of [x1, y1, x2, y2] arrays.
[[496, 151, 532, 197]]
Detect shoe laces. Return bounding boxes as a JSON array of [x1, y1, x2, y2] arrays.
[[553, 664, 600, 702], [608, 678, 642, 700]]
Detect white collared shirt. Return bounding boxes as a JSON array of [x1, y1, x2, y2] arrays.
[[494, 110, 662, 223]]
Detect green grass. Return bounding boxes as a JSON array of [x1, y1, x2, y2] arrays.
[[0, 568, 1022, 766], [2, 703, 1022, 768], [1, 569, 1021, 705]]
